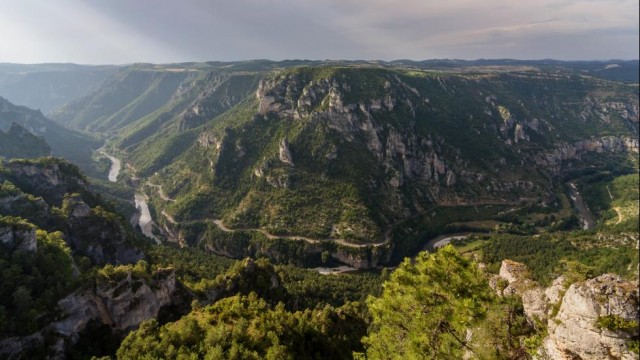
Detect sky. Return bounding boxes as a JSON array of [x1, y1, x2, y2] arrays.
[[0, 0, 638, 64]]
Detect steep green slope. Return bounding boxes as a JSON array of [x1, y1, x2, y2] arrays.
[[49, 65, 261, 176], [577, 172, 639, 232], [0, 97, 101, 175], [50, 66, 198, 133], [113, 71, 260, 174], [0, 123, 51, 159], [0, 63, 118, 113]]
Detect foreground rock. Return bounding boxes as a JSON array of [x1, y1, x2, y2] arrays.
[[492, 260, 639, 359], [544, 274, 639, 360]]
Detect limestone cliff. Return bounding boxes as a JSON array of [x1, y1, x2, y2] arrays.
[[142, 66, 639, 263], [2, 158, 86, 206], [0, 268, 185, 359]]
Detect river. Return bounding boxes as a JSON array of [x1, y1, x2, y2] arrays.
[[103, 152, 159, 243], [104, 154, 121, 182], [422, 233, 470, 252], [134, 193, 159, 244], [312, 265, 358, 275], [567, 181, 595, 230]]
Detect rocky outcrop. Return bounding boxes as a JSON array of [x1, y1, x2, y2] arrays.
[[63, 194, 91, 218], [67, 212, 144, 265], [499, 259, 530, 285], [278, 137, 294, 166], [544, 274, 639, 360], [57, 269, 178, 334], [0, 224, 36, 252], [496, 261, 547, 322], [0, 267, 185, 359], [0, 159, 144, 265], [492, 260, 639, 359], [545, 275, 568, 305], [537, 136, 640, 174], [254, 72, 468, 205], [3, 159, 86, 206], [197, 131, 222, 150]]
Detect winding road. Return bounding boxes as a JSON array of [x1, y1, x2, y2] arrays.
[[146, 182, 176, 202], [141, 181, 386, 248], [211, 220, 386, 248]]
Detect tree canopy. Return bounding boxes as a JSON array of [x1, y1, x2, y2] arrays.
[[358, 245, 493, 360]]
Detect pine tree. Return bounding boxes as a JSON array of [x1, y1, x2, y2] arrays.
[[358, 245, 493, 359]]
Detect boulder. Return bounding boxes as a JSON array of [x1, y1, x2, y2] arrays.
[[544, 274, 639, 360]]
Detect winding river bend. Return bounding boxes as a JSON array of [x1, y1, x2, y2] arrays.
[[104, 153, 159, 243], [422, 233, 470, 252]]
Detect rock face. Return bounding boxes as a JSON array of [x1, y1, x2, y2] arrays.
[[331, 243, 393, 269], [544, 274, 639, 360], [66, 207, 144, 265], [57, 269, 178, 334], [0, 224, 36, 252], [0, 158, 143, 265], [537, 136, 640, 175], [177, 73, 258, 131], [0, 268, 184, 359], [248, 68, 639, 216], [3, 159, 86, 206], [492, 260, 639, 359], [64, 193, 91, 218], [278, 137, 294, 166], [495, 260, 549, 322], [499, 259, 530, 284]]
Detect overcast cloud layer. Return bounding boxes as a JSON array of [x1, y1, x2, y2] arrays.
[[1, 0, 638, 64]]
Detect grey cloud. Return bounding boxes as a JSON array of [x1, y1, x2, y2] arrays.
[[0, 0, 636, 63]]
